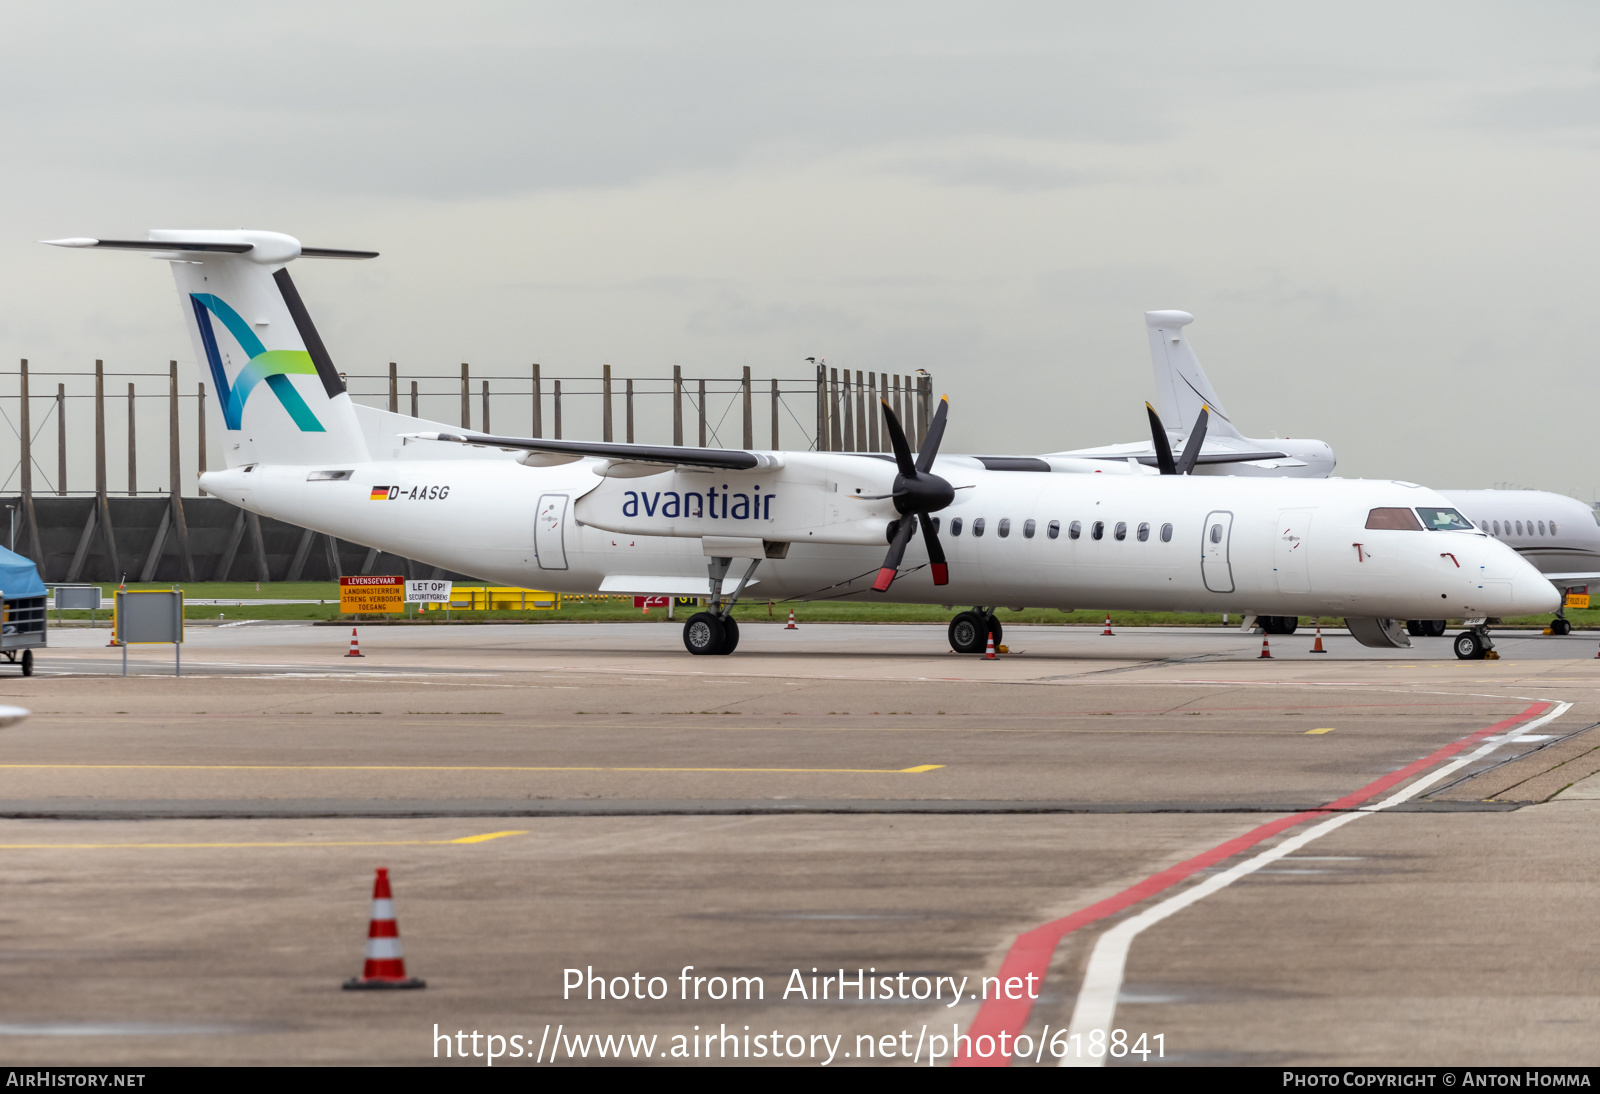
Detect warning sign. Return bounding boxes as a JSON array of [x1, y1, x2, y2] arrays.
[[340, 575, 405, 614]]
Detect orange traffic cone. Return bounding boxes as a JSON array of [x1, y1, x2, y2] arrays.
[[1101, 613, 1114, 636], [345, 628, 364, 657], [784, 610, 797, 630], [1259, 637, 1273, 659], [342, 868, 425, 990], [1593, 640, 1599, 660], [1310, 627, 1326, 653], [983, 631, 998, 660]]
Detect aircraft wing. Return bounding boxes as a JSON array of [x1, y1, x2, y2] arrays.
[[402, 431, 785, 472], [1538, 572, 1600, 586]]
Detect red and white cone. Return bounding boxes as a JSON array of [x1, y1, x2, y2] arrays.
[[1594, 640, 1599, 660], [1310, 627, 1326, 653], [784, 610, 797, 630], [1259, 637, 1273, 659], [345, 628, 364, 657], [343, 867, 425, 990], [983, 631, 998, 660], [1101, 613, 1114, 636]]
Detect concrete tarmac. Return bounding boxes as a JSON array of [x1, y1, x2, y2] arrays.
[[0, 621, 1595, 1066]]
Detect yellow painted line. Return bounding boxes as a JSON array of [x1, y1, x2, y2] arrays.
[[1306, 728, 1336, 735], [0, 830, 529, 850], [0, 763, 944, 774]]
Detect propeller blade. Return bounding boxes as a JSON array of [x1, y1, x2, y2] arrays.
[[873, 517, 918, 592], [1146, 402, 1177, 476], [1174, 405, 1210, 475], [917, 512, 949, 585], [914, 396, 949, 474], [879, 399, 917, 478]]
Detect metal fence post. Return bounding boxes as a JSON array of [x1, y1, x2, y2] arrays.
[[481, 380, 491, 434], [410, 380, 418, 418], [94, 361, 120, 577], [56, 383, 66, 496], [196, 382, 207, 496], [625, 378, 634, 443], [127, 382, 137, 495], [697, 379, 707, 446], [673, 366, 683, 446], [742, 365, 753, 449], [18, 360, 40, 562], [169, 361, 193, 581], [531, 363, 542, 438], [460, 363, 470, 429], [867, 372, 879, 452], [388, 362, 398, 413], [829, 367, 842, 451], [553, 380, 563, 439], [602, 364, 613, 442], [815, 363, 826, 452], [771, 377, 780, 449]]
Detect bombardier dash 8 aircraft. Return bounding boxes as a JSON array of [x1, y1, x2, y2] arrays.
[[45, 230, 1557, 660]]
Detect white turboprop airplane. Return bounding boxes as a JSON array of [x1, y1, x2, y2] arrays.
[[1050, 310, 1337, 478], [45, 230, 1558, 660]]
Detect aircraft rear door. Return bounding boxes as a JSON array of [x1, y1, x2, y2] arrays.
[[1274, 508, 1313, 593], [1201, 510, 1235, 593], [535, 493, 569, 570]]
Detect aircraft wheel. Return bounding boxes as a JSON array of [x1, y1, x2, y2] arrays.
[[716, 617, 740, 655], [20, 650, 32, 677], [1426, 619, 1448, 637], [1551, 618, 1572, 636], [1453, 631, 1485, 660], [988, 616, 1003, 646], [683, 612, 725, 656], [949, 612, 986, 654], [1405, 620, 1424, 637], [1279, 617, 1298, 636]]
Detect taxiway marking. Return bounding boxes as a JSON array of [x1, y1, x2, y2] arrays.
[[0, 829, 529, 850], [1306, 727, 1336, 734]]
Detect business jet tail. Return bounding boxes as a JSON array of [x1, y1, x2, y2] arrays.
[[43, 230, 376, 469], [1144, 310, 1245, 441]]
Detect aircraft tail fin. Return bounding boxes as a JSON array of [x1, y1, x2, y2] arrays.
[[1144, 310, 1244, 441], [46, 230, 376, 468]]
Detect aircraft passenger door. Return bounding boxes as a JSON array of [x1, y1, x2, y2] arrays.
[[535, 493, 569, 570], [1274, 508, 1313, 594], [1201, 510, 1234, 593]]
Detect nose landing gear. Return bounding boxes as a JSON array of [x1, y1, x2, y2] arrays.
[[1453, 624, 1498, 661], [682, 555, 759, 655]]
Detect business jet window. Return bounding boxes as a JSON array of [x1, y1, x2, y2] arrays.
[[972, 517, 986, 538], [1539, 521, 1547, 536], [1047, 520, 1060, 540], [1092, 521, 1105, 540], [1516, 521, 1524, 535], [1160, 523, 1173, 542], [1069, 520, 1082, 540], [997, 518, 1011, 538], [1492, 521, 1500, 535], [1415, 507, 1475, 532], [1137, 522, 1151, 542], [949, 517, 963, 536], [1114, 521, 1127, 541], [1551, 522, 1559, 535], [1365, 507, 1423, 531], [1023, 519, 1036, 539]]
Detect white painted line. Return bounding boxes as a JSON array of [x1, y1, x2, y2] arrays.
[[1059, 700, 1573, 1067]]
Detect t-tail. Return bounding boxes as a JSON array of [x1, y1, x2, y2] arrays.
[[1144, 310, 1245, 442], [43, 230, 376, 468]]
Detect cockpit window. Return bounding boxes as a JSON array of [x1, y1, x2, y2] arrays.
[[1416, 507, 1475, 532], [1366, 507, 1423, 531]]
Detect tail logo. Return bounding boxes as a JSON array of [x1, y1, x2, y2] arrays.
[[190, 293, 325, 432]]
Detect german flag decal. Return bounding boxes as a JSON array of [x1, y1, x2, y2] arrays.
[[370, 485, 394, 500]]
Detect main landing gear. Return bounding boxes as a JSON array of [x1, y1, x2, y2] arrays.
[[682, 554, 760, 656], [1453, 624, 1498, 661], [949, 608, 1001, 654], [1405, 620, 1448, 637]]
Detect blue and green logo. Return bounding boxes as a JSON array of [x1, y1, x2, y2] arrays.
[[190, 293, 324, 431]]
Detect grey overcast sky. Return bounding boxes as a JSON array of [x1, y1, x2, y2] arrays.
[[5, 2, 1600, 495]]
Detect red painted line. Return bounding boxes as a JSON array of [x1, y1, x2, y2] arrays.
[[954, 700, 1551, 1066]]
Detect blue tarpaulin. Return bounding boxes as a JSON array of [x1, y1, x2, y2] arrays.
[[0, 546, 47, 600]]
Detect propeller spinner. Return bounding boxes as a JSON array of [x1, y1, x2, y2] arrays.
[[871, 396, 955, 591]]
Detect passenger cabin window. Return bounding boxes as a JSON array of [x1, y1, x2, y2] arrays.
[[972, 517, 986, 538], [997, 518, 1011, 538], [1516, 521, 1524, 536], [1092, 521, 1105, 541], [1023, 519, 1036, 539], [1047, 520, 1060, 540], [1365, 507, 1423, 531], [1137, 522, 1150, 542], [1492, 521, 1500, 535], [949, 517, 963, 536], [1551, 522, 1559, 536], [1539, 521, 1547, 536], [1114, 521, 1127, 541], [1069, 520, 1082, 540], [1416, 507, 1476, 532], [1160, 523, 1173, 542], [1209, 523, 1223, 544]]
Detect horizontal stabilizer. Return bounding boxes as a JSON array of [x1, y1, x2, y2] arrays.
[[1084, 449, 1291, 467], [402, 431, 783, 472], [41, 238, 378, 259]]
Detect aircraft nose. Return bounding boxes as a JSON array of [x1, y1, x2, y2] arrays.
[[1515, 575, 1562, 615]]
